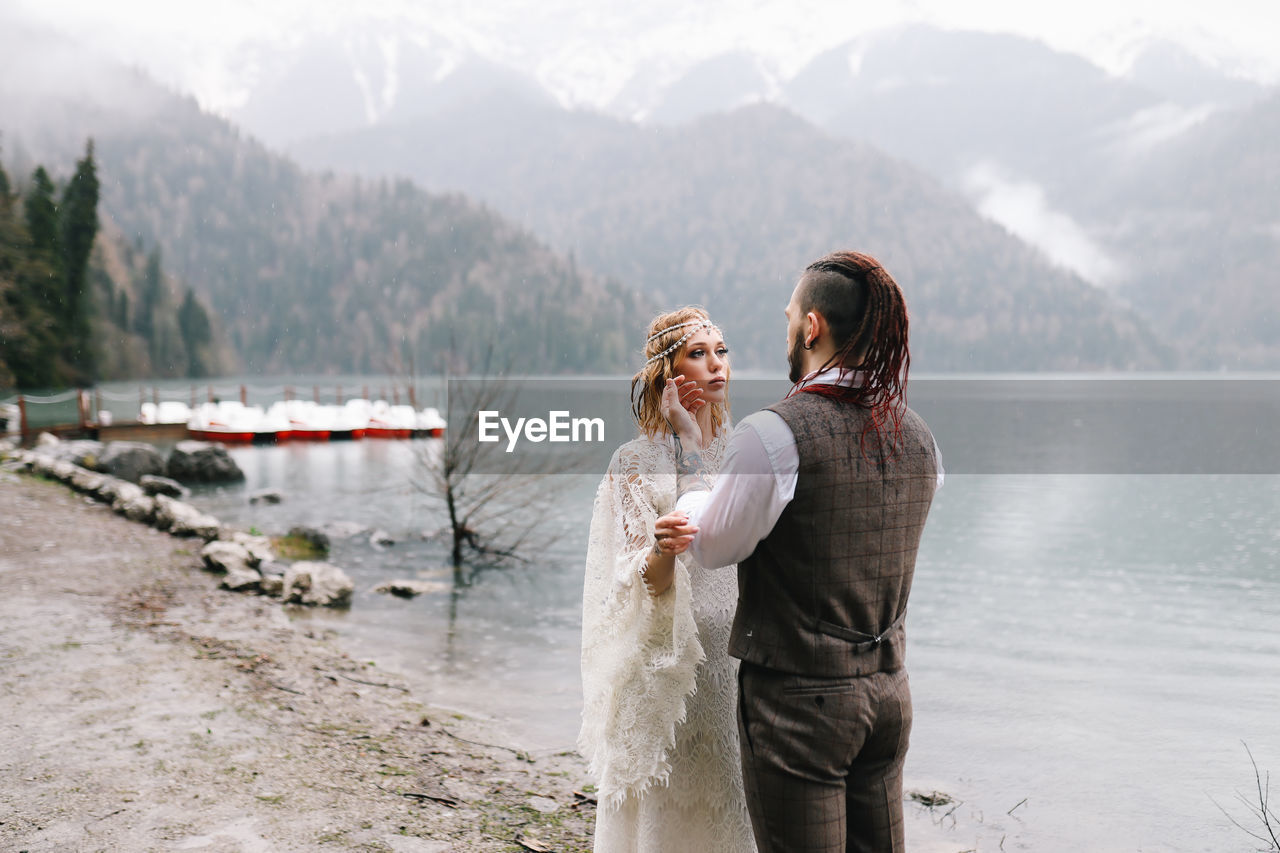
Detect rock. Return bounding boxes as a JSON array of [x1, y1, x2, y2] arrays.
[[281, 561, 353, 607], [51, 439, 104, 469], [321, 520, 367, 540], [527, 795, 559, 815], [258, 573, 285, 597], [153, 495, 221, 540], [150, 494, 179, 531], [220, 567, 262, 592], [97, 441, 166, 483], [287, 525, 330, 554], [116, 491, 156, 524], [69, 467, 106, 495], [140, 474, 189, 498], [370, 529, 395, 547], [111, 480, 144, 506], [258, 559, 289, 576], [374, 580, 448, 598], [249, 489, 283, 505], [167, 441, 244, 483], [28, 453, 56, 478], [225, 531, 274, 567], [174, 514, 221, 540], [50, 460, 78, 483], [94, 476, 128, 504], [200, 540, 253, 574]]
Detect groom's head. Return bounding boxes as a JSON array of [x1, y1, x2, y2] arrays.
[[786, 251, 911, 388]]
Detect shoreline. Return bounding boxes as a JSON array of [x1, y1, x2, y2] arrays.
[[1, 448, 995, 852], [0, 470, 596, 852]]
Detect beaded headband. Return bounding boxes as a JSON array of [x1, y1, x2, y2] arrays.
[[643, 319, 721, 366]]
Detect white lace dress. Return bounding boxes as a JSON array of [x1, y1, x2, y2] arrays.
[[579, 433, 756, 853]]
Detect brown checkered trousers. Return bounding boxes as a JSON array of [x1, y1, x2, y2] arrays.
[[732, 393, 937, 853]]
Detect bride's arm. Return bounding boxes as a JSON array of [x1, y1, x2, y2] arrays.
[[609, 443, 690, 597], [642, 513, 696, 596], [616, 472, 676, 598], [580, 444, 705, 803]]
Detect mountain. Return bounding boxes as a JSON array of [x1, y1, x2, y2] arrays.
[[0, 22, 644, 377], [640, 52, 775, 124], [1067, 89, 1280, 366], [232, 28, 556, 148], [783, 25, 1162, 193], [292, 96, 1171, 371], [1123, 40, 1265, 109], [773, 25, 1280, 367]]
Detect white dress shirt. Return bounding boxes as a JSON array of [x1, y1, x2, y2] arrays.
[[674, 369, 944, 569]]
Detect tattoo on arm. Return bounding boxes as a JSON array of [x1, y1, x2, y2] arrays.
[[673, 433, 712, 497]]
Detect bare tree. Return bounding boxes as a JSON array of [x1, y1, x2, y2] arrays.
[[1213, 742, 1280, 851], [412, 351, 582, 586]]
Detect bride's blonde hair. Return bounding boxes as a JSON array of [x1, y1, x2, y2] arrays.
[[629, 306, 730, 439]]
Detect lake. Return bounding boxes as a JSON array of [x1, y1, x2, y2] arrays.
[[99, 374, 1280, 851]]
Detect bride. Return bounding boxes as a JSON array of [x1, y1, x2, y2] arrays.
[[579, 306, 756, 852]]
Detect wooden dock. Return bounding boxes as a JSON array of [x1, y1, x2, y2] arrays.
[[25, 422, 190, 444]]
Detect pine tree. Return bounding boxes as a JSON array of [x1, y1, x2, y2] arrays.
[[59, 140, 100, 377], [135, 247, 162, 348], [177, 287, 213, 377], [23, 167, 59, 259], [1, 165, 60, 388], [20, 166, 62, 352]]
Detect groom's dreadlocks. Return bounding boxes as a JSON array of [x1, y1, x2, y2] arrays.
[[798, 250, 911, 454]]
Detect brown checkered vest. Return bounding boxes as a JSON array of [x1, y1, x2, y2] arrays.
[[730, 392, 937, 677]]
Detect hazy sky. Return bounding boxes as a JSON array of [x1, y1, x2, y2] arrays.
[[10, 0, 1279, 113]]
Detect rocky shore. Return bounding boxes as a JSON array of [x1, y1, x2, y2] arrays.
[[0, 454, 595, 851], [5, 439, 359, 608]]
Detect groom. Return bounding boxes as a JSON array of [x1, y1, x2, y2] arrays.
[[656, 250, 941, 853]]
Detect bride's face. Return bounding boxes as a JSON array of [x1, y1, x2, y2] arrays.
[[673, 329, 730, 405]]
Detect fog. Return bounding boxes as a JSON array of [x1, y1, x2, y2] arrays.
[[964, 163, 1126, 287], [9, 0, 1279, 117]]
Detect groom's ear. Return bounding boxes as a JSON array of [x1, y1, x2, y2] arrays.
[[805, 310, 825, 345]]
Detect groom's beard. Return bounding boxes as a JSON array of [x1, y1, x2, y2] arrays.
[[787, 331, 804, 384]]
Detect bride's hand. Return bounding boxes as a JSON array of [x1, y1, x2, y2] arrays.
[[660, 375, 704, 446], [653, 512, 698, 556]]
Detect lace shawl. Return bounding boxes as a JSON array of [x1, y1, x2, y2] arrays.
[[578, 433, 725, 811]]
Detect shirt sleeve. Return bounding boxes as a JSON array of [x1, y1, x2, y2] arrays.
[[934, 435, 945, 491], [674, 411, 798, 569]]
